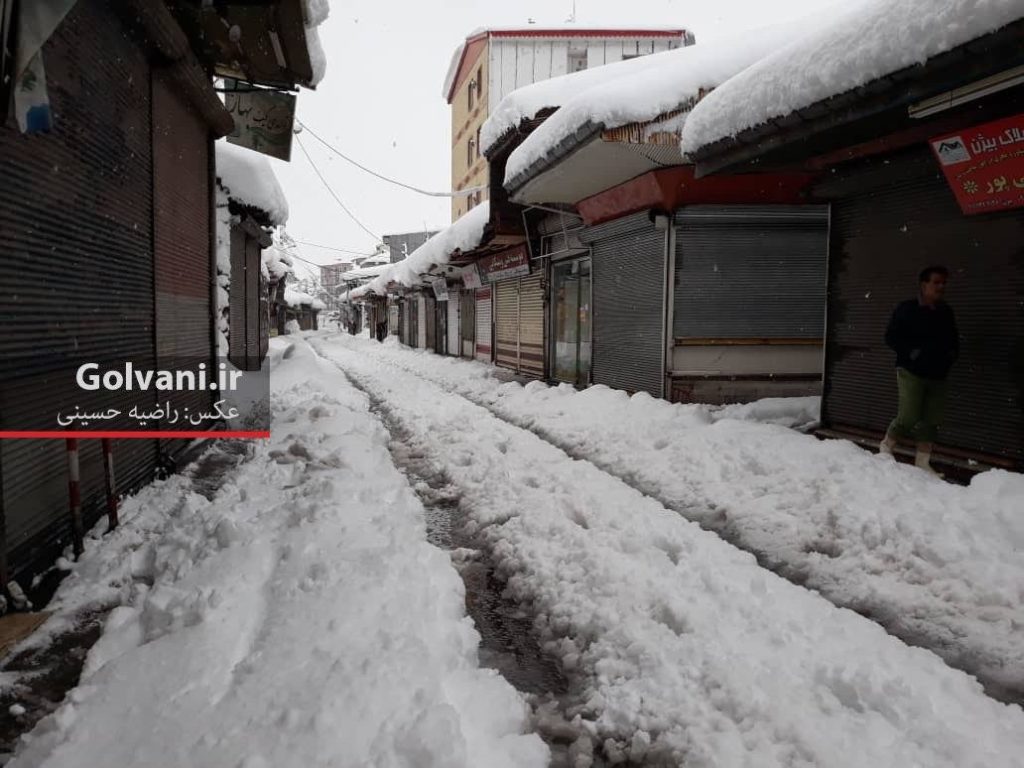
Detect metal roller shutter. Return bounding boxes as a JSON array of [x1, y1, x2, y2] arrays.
[[494, 280, 518, 370], [0, 0, 159, 573], [581, 212, 666, 397], [475, 288, 493, 361], [674, 206, 828, 339], [460, 289, 476, 357], [519, 274, 545, 377], [153, 66, 214, 457], [820, 147, 1023, 466], [417, 297, 427, 348], [447, 296, 460, 356], [425, 296, 437, 351]]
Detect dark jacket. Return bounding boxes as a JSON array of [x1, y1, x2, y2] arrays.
[[884, 299, 959, 380]]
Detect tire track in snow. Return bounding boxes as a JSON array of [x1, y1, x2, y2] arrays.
[[311, 337, 1024, 768], [338, 337, 1024, 706]]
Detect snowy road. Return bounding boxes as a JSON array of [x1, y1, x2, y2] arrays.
[[326, 332, 1024, 704], [310, 332, 1024, 768]]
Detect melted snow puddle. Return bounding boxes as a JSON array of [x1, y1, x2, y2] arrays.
[[351, 379, 635, 768]]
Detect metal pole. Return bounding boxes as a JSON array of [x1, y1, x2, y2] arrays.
[[102, 438, 119, 531], [65, 438, 84, 558]]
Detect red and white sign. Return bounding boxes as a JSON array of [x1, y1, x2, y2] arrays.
[[478, 244, 531, 283], [930, 113, 1024, 216]]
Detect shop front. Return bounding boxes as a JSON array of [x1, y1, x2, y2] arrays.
[[480, 245, 545, 378]]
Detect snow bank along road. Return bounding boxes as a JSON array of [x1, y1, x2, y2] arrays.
[[332, 332, 1024, 704], [311, 333, 1024, 767], [6, 339, 546, 768]]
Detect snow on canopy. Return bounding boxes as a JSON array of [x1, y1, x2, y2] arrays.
[[284, 286, 324, 311], [498, 20, 822, 187], [303, 0, 330, 86], [215, 142, 289, 226], [261, 245, 293, 282], [357, 201, 490, 297], [681, 0, 1024, 155]]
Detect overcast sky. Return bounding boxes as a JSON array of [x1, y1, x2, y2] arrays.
[[271, 0, 844, 280]]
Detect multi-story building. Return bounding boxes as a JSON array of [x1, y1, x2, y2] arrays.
[[383, 230, 441, 263], [443, 25, 694, 221], [320, 262, 355, 293]]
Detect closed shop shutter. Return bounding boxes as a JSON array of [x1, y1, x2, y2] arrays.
[[447, 296, 460, 355], [227, 221, 264, 371], [461, 289, 476, 357], [417, 297, 427, 348], [153, 66, 213, 457], [819, 146, 1023, 466], [581, 212, 666, 397], [519, 274, 545, 377], [424, 296, 437, 351], [0, 0, 158, 573], [494, 280, 519, 370], [475, 288, 493, 361], [674, 206, 828, 339]]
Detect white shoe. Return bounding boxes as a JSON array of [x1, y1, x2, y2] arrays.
[[878, 436, 895, 456], [915, 450, 944, 478]]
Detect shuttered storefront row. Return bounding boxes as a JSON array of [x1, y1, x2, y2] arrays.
[[447, 296, 460, 356], [819, 147, 1023, 466], [0, 0, 159, 572], [475, 288, 493, 361], [674, 206, 828, 339], [581, 212, 666, 397]]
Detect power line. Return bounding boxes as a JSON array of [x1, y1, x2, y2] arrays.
[[294, 239, 377, 257], [295, 133, 383, 243], [297, 119, 486, 199]]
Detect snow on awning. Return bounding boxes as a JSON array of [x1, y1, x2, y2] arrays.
[[500, 21, 819, 192], [262, 245, 293, 282], [216, 142, 289, 226], [303, 0, 330, 87], [680, 0, 1024, 157], [284, 286, 323, 310], [360, 201, 490, 296]]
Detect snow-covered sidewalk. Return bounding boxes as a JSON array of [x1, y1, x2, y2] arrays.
[[5, 338, 546, 768], [312, 333, 1024, 767], [334, 333, 1024, 702]]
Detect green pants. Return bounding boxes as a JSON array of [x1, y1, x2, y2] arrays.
[[887, 368, 948, 444]]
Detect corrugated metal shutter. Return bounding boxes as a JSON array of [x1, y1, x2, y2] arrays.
[[447, 296, 460, 356], [674, 206, 828, 339], [416, 297, 426, 348], [519, 274, 545, 377], [475, 287, 492, 361], [424, 296, 437, 351], [460, 289, 475, 357], [153, 66, 213, 456], [227, 223, 263, 371], [0, 0, 159, 573], [820, 146, 1023, 466], [581, 212, 666, 397], [494, 280, 518, 370]]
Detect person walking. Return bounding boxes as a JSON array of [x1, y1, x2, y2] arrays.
[[878, 266, 959, 474]]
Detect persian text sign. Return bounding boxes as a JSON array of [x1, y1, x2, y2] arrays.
[[930, 113, 1024, 215], [431, 277, 449, 302], [462, 264, 483, 289], [478, 245, 530, 283], [225, 87, 296, 162]]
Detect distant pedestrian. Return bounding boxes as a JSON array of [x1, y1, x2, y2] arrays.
[[878, 266, 959, 474], [376, 320, 387, 342]]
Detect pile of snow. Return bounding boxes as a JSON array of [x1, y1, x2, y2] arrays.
[[681, 0, 1024, 154], [302, 0, 330, 86], [215, 142, 289, 226], [500, 19, 825, 186], [314, 333, 1024, 767], [5, 338, 546, 768], [283, 285, 324, 310], [336, 336, 1024, 700], [357, 201, 490, 297], [261, 245, 293, 283]]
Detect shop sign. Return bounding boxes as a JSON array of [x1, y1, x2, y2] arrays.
[[430, 277, 449, 302], [462, 264, 483, 290], [930, 113, 1024, 215], [478, 245, 530, 283], [225, 83, 296, 161]]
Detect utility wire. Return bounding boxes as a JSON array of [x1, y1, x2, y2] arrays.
[[294, 240, 377, 257], [295, 133, 383, 243], [297, 119, 486, 199]]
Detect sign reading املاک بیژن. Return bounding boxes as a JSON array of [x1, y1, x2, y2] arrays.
[[930, 113, 1024, 216], [225, 86, 296, 162], [477, 245, 531, 283]]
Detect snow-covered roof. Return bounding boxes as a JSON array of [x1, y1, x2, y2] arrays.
[[355, 201, 491, 297], [215, 142, 289, 226], [342, 262, 392, 283], [442, 25, 688, 101], [261, 245, 293, 282], [302, 0, 330, 86], [498, 21, 820, 188], [681, 0, 1024, 156], [284, 285, 325, 310]]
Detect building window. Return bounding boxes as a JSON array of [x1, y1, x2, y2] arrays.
[[569, 50, 587, 72], [476, 126, 482, 159], [467, 137, 475, 167], [476, 65, 484, 103]]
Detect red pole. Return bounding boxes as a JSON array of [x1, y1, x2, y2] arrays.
[[65, 438, 84, 559], [102, 438, 119, 530]]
